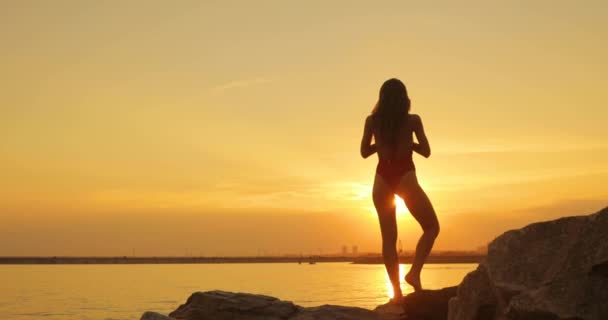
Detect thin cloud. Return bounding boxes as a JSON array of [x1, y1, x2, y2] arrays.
[[207, 77, 274, 94]]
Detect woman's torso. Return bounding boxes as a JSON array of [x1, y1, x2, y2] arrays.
[[371, 113, 415, 162]]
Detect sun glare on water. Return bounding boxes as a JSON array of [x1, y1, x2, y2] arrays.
[[385, 264, 407, 298]]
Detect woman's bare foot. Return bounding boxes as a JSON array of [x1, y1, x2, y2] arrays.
[[405, 272, 422, 292], [388, 295, 403, 305]]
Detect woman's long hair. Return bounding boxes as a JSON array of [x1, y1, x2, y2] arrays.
[[371, 78, 411, 145]]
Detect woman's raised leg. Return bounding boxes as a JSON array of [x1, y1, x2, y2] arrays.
[[396, 171, 439, 291], [373, 173, 402, 301]]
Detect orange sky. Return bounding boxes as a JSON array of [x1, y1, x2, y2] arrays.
[[1, 1, 607, 256]]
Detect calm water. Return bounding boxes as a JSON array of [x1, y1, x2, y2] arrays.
[[0, 263, 476, 320]]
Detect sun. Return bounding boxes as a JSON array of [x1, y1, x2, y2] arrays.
[[366, 195, 411, 218], [394, 195, 409, 215]]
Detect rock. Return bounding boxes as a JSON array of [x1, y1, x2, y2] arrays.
[[374, 302, 406, 320], [290, 305, 380, 320], [403, 286, 457, 320], [167, 290, 301, 320], [141, 311, 174, 320], [591, 260, 608, 277], [447, 265, 497, 320], [450, 272, 517, 320], [142, 290, 380, 320], [375, 287, 457, 320], [448, 207, 608, 320]]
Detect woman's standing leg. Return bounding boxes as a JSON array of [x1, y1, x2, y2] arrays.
[[396, 171, 440, 291], [373, 173, 402, 301]]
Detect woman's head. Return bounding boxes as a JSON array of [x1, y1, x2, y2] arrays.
[[375, 78, 410, 113], [372, 78, 411, 145]]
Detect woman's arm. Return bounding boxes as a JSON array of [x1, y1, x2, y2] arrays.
[[412, 114, 431, 158], [360, 116, 377, 158]]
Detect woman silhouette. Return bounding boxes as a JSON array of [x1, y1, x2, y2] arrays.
[[360, 78, 440, 303]]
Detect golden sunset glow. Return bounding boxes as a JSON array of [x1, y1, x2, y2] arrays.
[[1, 1, 607, 256]]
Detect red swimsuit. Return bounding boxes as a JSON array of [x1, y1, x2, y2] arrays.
[[376, 151, 415, 190]]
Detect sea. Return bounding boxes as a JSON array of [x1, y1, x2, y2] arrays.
[[0, 262, 477, 320]]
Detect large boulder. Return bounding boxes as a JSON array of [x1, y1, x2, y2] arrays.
[[167, 290, 300, 320], [448, 207, 608, 320], [141, 290, 381, 320]]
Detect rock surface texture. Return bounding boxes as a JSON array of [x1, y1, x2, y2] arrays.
[[448, 207, 608, 320]]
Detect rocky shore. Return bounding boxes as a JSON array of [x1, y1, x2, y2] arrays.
[[141, 207, 608, 320], [140, 288, 456, 320]]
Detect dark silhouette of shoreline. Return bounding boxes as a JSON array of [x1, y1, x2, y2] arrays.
[[0, 252, 485, 265]]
